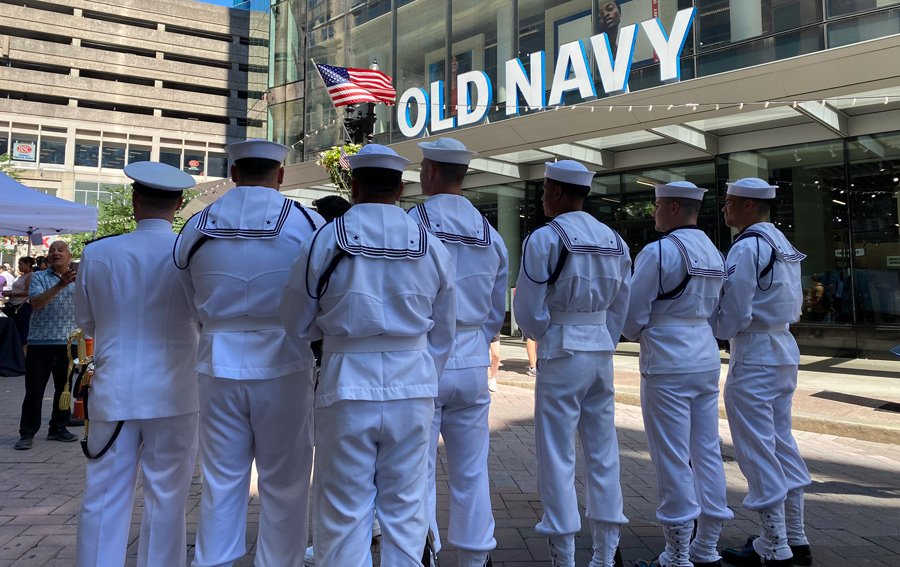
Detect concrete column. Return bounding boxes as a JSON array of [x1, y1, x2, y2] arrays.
[[496, 1, 514, 105], [726, 152, 769, 238], [729, 0, 763, 42]]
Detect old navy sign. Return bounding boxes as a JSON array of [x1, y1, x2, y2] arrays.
[[397, 7, 696, 138]]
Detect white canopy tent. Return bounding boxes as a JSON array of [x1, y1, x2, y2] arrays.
[[0, 172, 98, 240]]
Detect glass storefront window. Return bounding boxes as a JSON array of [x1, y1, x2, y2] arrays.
[[392, 0, 445, 140], [847, 133, 900, 328], [128, 146, 151, 164], [101, 143, 126, 169], [827, 7, 900, 48], [74, 141, 100, 167], [827, 0, 900, 18], [285, 98, 304, 165], [184, 153, 205, 175], [160, 148, 181, 169], [696, 1, 823, 50], [0, 135, 8, 156], [698, 27, 824, 76], [270, 1, 305, 88], [10, 136, 38, 163], [39, 138, 65, 165], [207, 153, 228, 178]]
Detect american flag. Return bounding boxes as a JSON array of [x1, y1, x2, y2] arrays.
[[338, 146, 350, 170], [316, 64, 396, 107]]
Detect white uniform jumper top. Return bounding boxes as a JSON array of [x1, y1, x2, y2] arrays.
[[513, 211, 631, 543], [408, 194, 508, 558], [624, 226, 725, 374], [282, 203, 457, 406], [175, 186, 324, 567]]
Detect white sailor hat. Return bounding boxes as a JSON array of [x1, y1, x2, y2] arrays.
[[655, 181, 707, 201], [124, 161, 195, 192], [544, 160, 595, 187], [726, 177, 778, 199], [417, 137, 478, 165], [226, 139, 289, 163], [347, 144, 410, 172]]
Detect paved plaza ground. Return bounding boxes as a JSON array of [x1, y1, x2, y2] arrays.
[[0, 341, 898, 566]]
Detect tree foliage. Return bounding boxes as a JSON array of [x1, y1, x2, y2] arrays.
[[69, 186, 198, 257], [0, 154, 21, 181], [316, 144, 361, 197]]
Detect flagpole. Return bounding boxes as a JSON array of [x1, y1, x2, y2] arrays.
[[311, 58, 354, 144]]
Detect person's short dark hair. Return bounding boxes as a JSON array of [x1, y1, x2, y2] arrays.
[[133, 183, 183, 204], [748, 197, 773, 214], [670, 197, 701, 215], [547, 178, 591, 198], [312, 195, 353, 222], [431, 161, 468, 185], [353, 167, 403, 193], [18, 257, 35, 268], [234, 157, 281, 178], [35, 256, 47, 268]]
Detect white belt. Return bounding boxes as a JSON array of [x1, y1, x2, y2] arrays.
[[647, 315, 708, 327], [456, 325, 480, 332], [203, 316, 283, 333], [744, 321, 789, 333], [549, 310, 607, 325], [323, 334, 428, 353]]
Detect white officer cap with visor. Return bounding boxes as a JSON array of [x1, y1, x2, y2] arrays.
[[346, 144, 410, 172], [544, 160, 595, 188], [124, 161, 196, 192], [417, 137, 478, 165], [726, 177, 778, 199], [655, 181, 708, 201], [226, 139, 290, 164]]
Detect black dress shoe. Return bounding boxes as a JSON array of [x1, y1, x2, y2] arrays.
[[721, 538, 793, 566], [47, 428, 78, 442], [789, 544, 811, 566], [14, 436, 33, 450]]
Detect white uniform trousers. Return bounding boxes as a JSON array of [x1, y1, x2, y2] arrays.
[[640, 370, 733, 524], [534, 351, 628, 535], [427, 366, 496, 554], [193, 371, 314, 567], [724, 362, 811, 511], [314, 398, 434, 567], [77, 412, 199, 567]]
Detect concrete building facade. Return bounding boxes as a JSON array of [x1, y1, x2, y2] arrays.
[[0, 0, 269, 204]]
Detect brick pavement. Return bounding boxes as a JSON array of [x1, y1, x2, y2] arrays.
[[1, 368, 899, 566]]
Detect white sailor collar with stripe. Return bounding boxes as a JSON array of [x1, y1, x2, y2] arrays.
[[335, 203, 428, 258], [196, 186, 291, 239], [734, 221, 806, 263], [413, 194, 491, 247], [546, 211, 624, 256], [662, 227, 726, 278]]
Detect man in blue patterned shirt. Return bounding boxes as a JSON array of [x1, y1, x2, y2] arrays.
[[15, 240, 79, 450]]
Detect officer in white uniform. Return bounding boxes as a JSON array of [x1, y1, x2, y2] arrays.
[[714, 178, 811, 567], [623, 181, 733, 567], [280, 144, 456, 567], [513, 161, 630, 567], [175, 139, 325, 567], [74, 162, 200, 567], [409, 138, 508, 567]]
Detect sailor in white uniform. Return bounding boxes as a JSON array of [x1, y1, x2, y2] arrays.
[[75, 162, 200, 567], [174, 139, 324, 567], [408, 138, 508, 567], [623, 181, 733, 567], [513, 160, 631, 567], [714, 178, 812, 567], [280, 144, 456, 567]]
